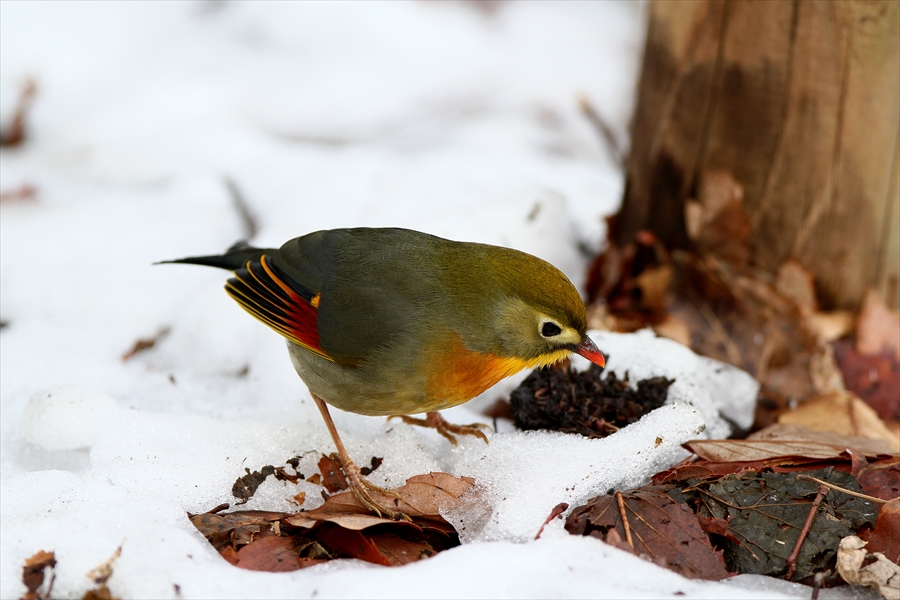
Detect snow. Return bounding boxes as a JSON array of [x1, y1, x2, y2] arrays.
[[0, 2, 868, 599]]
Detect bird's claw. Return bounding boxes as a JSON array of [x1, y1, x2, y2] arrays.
[[335, 455, 411, 522], [392, 411, 492, 446]]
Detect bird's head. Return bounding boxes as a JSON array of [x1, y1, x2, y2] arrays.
[[478, 249, 606, 371]]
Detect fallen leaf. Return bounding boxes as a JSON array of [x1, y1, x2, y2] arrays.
[[0, 79, 37, 147], [234, 536, 301, 572], [855, 458, 900, 501], [192, 472, 471, 572], [565, 486, 730, 580], [688, 469, 877, 580], [317, 454, 348, 493], [83, 548, 122, 600], [652, 313, 692, 346], [189, 511, 275, 549], [684, 424, 897, 463], [696, 515, 740, 543], [695, 199, 751, 266], [808, 311, 855, 343], [20, 550, 55, 600], [535, 502, 569, 540], [121, 327, 170, 361], [859, 498, 900, 564], [856, 289, 900, 360], [836, 536, 900, 600], [834, 339, 900, 423], [369, 532, 438, 566], [634, 264, 672, 312], [287, 472, 475, 528], [86, 547, 120, 586], [231, 458, 305, 504], [776, 259, 817, 315], [777, 391, 900, 452], [232, 466, 277, 504]]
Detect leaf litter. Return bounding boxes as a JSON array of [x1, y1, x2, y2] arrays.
[[19, 547, 123, 600], [231, 456, 305, 505], [585, 166, 900, 442], [192, 472, 473, 571], [567, 423, 896, 590], [565, 486, 730, 580]]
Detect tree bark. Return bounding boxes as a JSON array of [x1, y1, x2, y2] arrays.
[[621, 0, 900, 310]]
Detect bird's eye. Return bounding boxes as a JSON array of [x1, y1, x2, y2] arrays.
[[541, 321, 562, 337]]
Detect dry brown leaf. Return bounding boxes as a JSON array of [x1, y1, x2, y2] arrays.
[[369, 532, 439, 566], [317, 454, 348, 493], [634, 265, 672, 312], [1, 79, 37, 147], [684, 424, 897, 463], [837, 536, 900, 600], [653, 313, 692, 346], [121, 327, 170, 361], [565, 487, 730, 580], [20, 550, 55, 600], [777, 391, 900, 452], [808, 339, 845, 395], [234, 536, 301, 572], [696, 201, 752, 265], [286, 472, 475, 530], [833, 339, 900, 423], [857, 289, 900, 360], [286, 510, 397, 531], [808, 311, 855, 343], [776, 259, 818, 315], [748, 424, 898, 457], [856, 458, 900, 502], [189, 511, 273, 540], [859, 498, 900, 564], [535, 502, 570, 540], [698, 169, 744, 215]]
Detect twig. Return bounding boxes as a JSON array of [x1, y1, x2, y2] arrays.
[[795, 474, 888, 504], [785, 485, 828, 580], [578, 95, 625, 167], [534, 502, 569, 540], [615, 491, 635, 551], [224, 177, 258, 241]]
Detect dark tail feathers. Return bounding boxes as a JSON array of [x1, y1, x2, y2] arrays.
[[157, 241, 274, 271]]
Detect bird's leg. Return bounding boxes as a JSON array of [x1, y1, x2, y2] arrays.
[[311, 395, 410, 522], [393, 411, 491, 446]]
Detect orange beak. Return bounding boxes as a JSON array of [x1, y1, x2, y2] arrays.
[[574, 337, 606, 369]]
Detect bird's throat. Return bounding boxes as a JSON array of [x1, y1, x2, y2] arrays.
[[423, 333, 570, 410]]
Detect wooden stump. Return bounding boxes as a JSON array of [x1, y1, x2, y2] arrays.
[[621, 0, 899, 310]]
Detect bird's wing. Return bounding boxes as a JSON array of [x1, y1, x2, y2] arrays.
[[225, 254, 332, 361]]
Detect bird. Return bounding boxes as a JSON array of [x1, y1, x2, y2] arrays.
[[162, 227, 606, 519]]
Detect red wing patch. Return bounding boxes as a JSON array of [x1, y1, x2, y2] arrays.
[[225, 255, 331, 361]]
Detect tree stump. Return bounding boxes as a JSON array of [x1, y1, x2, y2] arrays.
[[621, 0, 899, 310]]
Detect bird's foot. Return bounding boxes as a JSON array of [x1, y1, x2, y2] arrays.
[[393, 411, 491, 446], [334, 454, 411, 522]]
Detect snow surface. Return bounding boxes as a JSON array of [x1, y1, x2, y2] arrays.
[[0, 3, 874, 599]]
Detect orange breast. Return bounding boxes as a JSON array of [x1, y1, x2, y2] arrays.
[[423, 333, 569, 410]]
